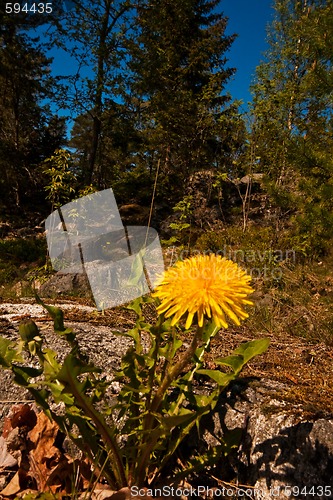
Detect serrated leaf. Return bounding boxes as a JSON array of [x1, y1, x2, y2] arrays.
[[196, 369, 235, 387], [201, 322, 220, 341], [125, 296, 143, 317], [57, 354, 101, 385], [38, 381, 74, 405], [27, 387, 52, 417], [0, 337, 21, 367], [35, 293, 65, 331], [214, 354, 244, 373], [158, 337, 182, 360], [118, 327, 141, 347], [169, 338, 183, 358], [160, 318, 173, 332], [12, 364, 43, 385], [233, 338, 270, 363], [161, 410, 195, 429], [43, 349, 61, 375], [193, 391, 219, 407], [59, 327, 75, 342]]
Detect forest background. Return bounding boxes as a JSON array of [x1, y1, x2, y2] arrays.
[[0, 0, 333, 352]]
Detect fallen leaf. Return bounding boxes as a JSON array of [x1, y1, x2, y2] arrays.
[[0, 436, 17, 470], [2, 404, 37, 438], [27, 412, 63, 491], [0, 470, 21, 497]]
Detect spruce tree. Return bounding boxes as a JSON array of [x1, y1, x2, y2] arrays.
[[127, 0, 239, 201]]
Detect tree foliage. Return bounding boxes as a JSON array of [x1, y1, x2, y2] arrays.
[[47, 0, 134, 186], [1, 0, 332, 251], [66, 0, 244, 205], [0, 11, 65, 212], [124, 0, 241, 201], [251, 0, 333, 254]]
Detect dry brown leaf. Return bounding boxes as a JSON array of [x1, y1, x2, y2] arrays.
[[1, 405, 99, 496], [2, 404, 37, 439], [0, 470, 21, 497], [27, 411, 63, 491], [45, 456, 91, 493], [0, 436, 17, 471]]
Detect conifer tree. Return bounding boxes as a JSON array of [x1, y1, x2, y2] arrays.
[[251, 0, 333, 253], [127, 0, 239, 200], [0, 11, 65, 211]]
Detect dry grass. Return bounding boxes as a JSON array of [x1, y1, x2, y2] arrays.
[[204, 250, 333, 419]]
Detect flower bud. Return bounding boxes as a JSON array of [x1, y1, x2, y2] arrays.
[[19, 320, 39, 342]]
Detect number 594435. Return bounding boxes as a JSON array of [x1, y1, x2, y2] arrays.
[[5, 3, 53, 14]]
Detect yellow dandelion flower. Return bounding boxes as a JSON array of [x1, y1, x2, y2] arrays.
[[153, 254, 254, 329]]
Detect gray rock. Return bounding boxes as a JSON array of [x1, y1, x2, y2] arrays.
[[40, 272, 92, 298], [201, 379, 333, 499]]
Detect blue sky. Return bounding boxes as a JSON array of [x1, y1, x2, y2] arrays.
[[43, 0, 275, 124], [221, 0, 275, 110]]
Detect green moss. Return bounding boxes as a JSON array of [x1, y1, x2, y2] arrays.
[[0, 236, 48, 297], [0, 236, 46, 263]]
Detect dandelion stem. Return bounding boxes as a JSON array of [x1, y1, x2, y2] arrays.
[[150, 324, 204, 414], [172, 324, 219, 414], [135, 324, 204, 483], [146, 313, 164, 411]]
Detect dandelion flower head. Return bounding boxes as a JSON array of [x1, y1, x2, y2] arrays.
[[153, 254, 254, 329]]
